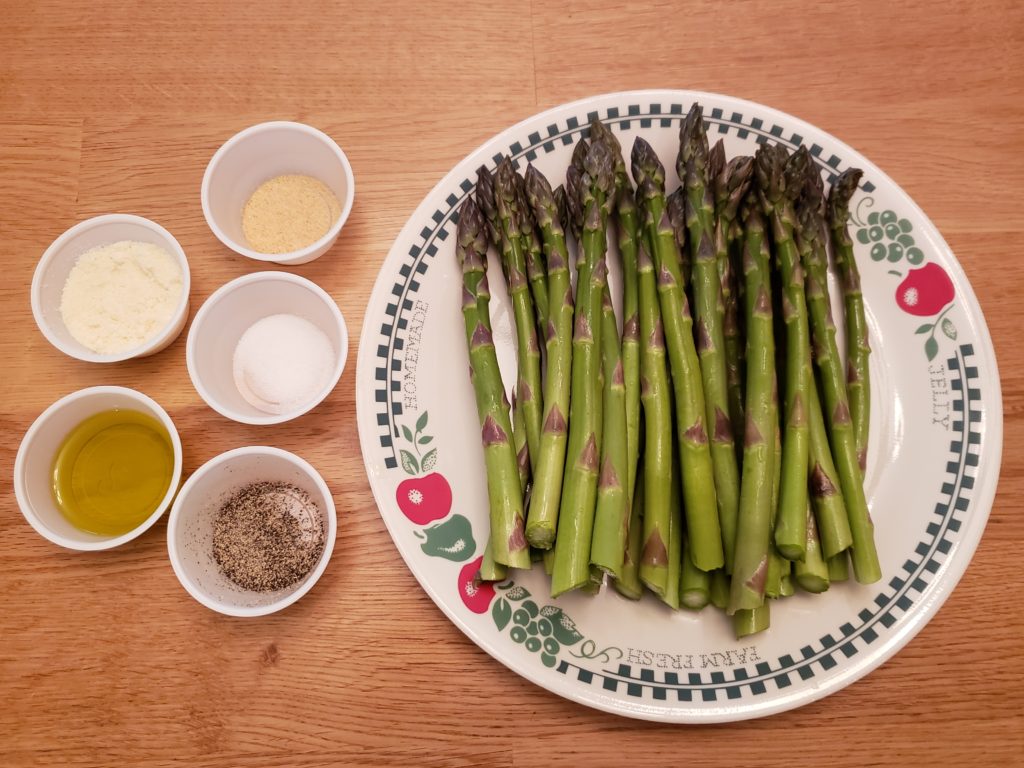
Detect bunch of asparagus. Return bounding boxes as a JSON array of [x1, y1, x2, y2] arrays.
[[456, 104, 879, 638]]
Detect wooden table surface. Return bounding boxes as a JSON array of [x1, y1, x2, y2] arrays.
[[2, 2, 1022, 765]]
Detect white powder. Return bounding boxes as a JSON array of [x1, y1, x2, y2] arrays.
[[60, 240, 183, 355], [232, 314, 336, 415]]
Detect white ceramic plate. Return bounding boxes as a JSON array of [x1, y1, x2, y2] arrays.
[[356, 91, 1002, 722]]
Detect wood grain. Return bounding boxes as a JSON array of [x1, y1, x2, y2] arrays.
[[1, 1, 1022, 765]]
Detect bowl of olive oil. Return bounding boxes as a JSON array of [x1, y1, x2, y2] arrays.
[[15, 386, 182, 550]]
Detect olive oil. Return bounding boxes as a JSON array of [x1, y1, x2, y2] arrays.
[[51, 409, 174, 536]]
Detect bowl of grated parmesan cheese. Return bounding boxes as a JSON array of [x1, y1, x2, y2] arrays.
[[31, 214, 191, 363]]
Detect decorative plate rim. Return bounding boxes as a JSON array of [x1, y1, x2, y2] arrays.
[[355, 89, 1003, 722]]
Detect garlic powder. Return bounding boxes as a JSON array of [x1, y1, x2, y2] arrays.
[[242, 174, 341, 254]]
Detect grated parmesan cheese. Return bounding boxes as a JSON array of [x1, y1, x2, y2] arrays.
[[60, 240, 183, 355]]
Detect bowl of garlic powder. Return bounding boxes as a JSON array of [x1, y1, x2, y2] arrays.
[[31, 214, 191, 363], [201, 121, 355, 266]]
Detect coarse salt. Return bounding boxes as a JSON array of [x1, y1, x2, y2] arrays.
[[232, 313, 335, 415]]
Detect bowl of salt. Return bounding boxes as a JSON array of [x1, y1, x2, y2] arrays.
[[186, 271, 348, 425]]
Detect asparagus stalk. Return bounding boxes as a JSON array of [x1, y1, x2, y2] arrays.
[[678, 105, 741, 573], [797, 165, 881, 584], [793, 176, 854, 561], [663, 462, 683, 610], [734, 604, 770, 639], [564, 166, 585, 244], [479, 539, 508, 582], [493, 159, 544, 477], [456, 198, 530, 569], [551, 142, 615, 596], [632, 136, 724, 573], [637, 236, 674, 597], [709, 568, 730, 610], [523, 165, 575, 548], [756, 145, 810, 562], [828, 169, 870, 472], [511, 388, 530, 494], [475, 166, 502, 256], [665, 188, 690, 291], [778, 568, 795, 598], [711, 144, 755, 457], [681, 535, 712, 610], [728, 202, 776, 614], [590, 120, 642, 504], [807, 356, 853, 558], [554, 185, 573, 245], [514, 170, 550, 337], [828, 551, 850, 582], [765, 540, 788, 599], [794, 503, 830, 593], [613, 467, 645, 600], [591, 288, 629, 578]]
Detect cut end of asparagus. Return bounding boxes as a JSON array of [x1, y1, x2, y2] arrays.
[[681, 590, 710, 611], [796, 573, 830, 594], [733, 605, 770, 639], [526, 523, 555, 550]]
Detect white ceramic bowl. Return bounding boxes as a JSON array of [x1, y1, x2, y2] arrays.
[[13, 386, 183, 551], [167, 446, 337, 617], [201, 121, 355, 265], [186, 271, 348, 425], [31, 214, 191, 363]]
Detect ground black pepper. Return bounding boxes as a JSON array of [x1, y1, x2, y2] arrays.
[[212, 481, 325, 592]]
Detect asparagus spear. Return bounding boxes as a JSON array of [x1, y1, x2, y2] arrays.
[[479, 539, 508, 582], [551, 142, 615, 596], [613, 467, 645, 600], [637, 236, 674, 597], [514, 170, 550, 337], [663, 460, 683, 610], [456, 198, 530, 569], [523, 165, 575, 549], [764, 534, 789, 599], [778, 568, 795, 597], [511, 388, 530, 494], [665, 188, 690, 290], [828, 551, 850, 582], [475, 166, 502, 255], [632, 136, 724, 573], [591, 288, 629, 578], [734, 604, 770, 639], [712, 145, 755, 456], [681, 535, 712, 610], [794, 176, 854, 560], [828, 168, 870, 472], [709, 568, 730, 610], [807, 368, 854, 559], [493, 159, 544, 477], [564, 166, 585, 244], [728, 202, 776, 614], [794, 503, 830, 593], [678, 105, 741, 573], [756, 145, 810, 562], [798, 164, 881, 584], [590, 120, 642, 503]]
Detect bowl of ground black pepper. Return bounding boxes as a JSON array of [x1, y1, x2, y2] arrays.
[[167, 446, 336, 616], [201, 121, 355, 266]]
